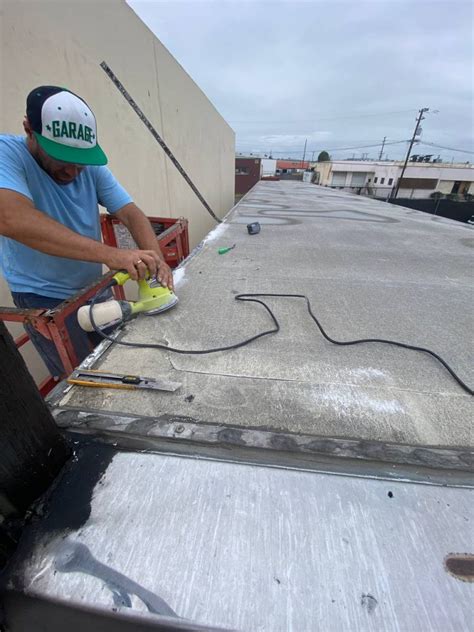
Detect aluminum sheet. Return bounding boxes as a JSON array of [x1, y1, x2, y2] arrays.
[[6, 446, 473, 631]]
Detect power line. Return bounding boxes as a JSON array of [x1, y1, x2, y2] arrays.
[[418, 141, 474, 155], [236, 140, 408, 155], [237, 139, 474, 159], [326, 140, 407, 152], [236, 138, 398, 146], [228, 109, 417, 124]]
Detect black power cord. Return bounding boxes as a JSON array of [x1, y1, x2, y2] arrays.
[[89, 286, 473, 396]]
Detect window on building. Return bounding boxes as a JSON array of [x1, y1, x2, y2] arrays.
[[368, 178, 371, 183], [381, 178, 385, 184], [374, 177, 378, 183], [388, 178, 393, 185], [235, 167, 249, 175]]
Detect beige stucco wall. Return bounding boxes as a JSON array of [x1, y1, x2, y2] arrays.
[[311, 162, 332, 185], [0, 0, 235, 384], [438, 180, 455, 194], [438, 180, 474, 195]]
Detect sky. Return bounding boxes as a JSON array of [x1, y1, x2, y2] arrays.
[[128, 0, 473, 162]]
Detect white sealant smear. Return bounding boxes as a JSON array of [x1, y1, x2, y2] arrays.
[[202, 222, 229, 244], [317, 388, 404, 416], [173, 266, 187, 288], [349, 367, 387, 381]]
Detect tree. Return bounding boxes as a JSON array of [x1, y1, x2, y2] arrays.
[[318, 151, 330, 162]]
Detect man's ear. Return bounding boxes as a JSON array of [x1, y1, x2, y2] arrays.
[[23, 117, 34, 137]]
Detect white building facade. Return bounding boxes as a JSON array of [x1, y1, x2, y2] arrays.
[[261, 159, 278, 176], [312, 160, 474, 200]]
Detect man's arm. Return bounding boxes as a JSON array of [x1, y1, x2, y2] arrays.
[[114, 203, 174, 289], [0, 189, 162, 281]]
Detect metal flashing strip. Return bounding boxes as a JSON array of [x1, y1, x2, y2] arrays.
[[100, 61, 221, 224], [52, 407, 474, 487]]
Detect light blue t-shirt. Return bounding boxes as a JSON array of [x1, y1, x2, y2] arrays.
[[0, 135, 132, 298]]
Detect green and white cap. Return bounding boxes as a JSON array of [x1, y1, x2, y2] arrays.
[[26, 86, 108, 165]]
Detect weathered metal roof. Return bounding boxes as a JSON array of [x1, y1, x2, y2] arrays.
[[3, 441, 472, 631]]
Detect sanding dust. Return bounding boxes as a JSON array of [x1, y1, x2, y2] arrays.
[[316, 388, 404, 416], [202, 222, 229, 244], [349, 367, 387, 381], [173, 266, 187, 288]]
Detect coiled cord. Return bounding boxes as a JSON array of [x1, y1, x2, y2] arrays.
[[89, 288, 473, 396]]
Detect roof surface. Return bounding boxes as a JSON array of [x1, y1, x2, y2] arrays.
[[5, 182, 473, 631], [59, 181, 473, 464]]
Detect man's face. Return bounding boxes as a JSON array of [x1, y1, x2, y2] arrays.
[[24, 118, 85, 185]]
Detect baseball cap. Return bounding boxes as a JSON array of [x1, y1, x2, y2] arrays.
[[26, 86, 108, 166]]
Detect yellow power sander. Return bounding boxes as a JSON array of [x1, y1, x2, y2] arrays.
[[78, 271, 178, 332]]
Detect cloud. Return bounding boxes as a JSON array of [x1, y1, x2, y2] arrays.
[[129, 0, 473, 161]]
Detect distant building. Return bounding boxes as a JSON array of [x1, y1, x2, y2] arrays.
[[235, 157, 262, 195], [276, 160, 310, 174], [234, 156, 309, 178], [262, 158, 277, 176], [312, 159, 474, 199]]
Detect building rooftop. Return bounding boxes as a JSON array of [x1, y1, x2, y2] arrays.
[[314, 158, 473, 169], [56, 181, 473, 463], [235, 155, 261, 160]]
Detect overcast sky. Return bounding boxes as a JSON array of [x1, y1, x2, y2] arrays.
[[129, 0, 473, 162]]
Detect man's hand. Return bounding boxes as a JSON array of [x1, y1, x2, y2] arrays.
[[104, 247, 174, 289], [157, 259, 174, 290], [104, 248, 161, 281], [114, 204, 174, 290]]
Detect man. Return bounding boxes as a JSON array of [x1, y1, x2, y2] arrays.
[[0, 85, 174, 377]]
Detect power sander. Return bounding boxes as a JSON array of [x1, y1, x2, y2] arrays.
[[78, 270, 178, 332]]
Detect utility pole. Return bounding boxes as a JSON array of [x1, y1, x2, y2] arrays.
[[378, 136, 386, 161], [301, 139, 307, 168], [392, 107, 429, 199]]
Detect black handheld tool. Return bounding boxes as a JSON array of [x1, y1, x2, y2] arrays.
[[247, 222, 261, 235]]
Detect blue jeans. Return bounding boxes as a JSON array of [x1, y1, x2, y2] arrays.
[[12, 292, 111, 378]]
